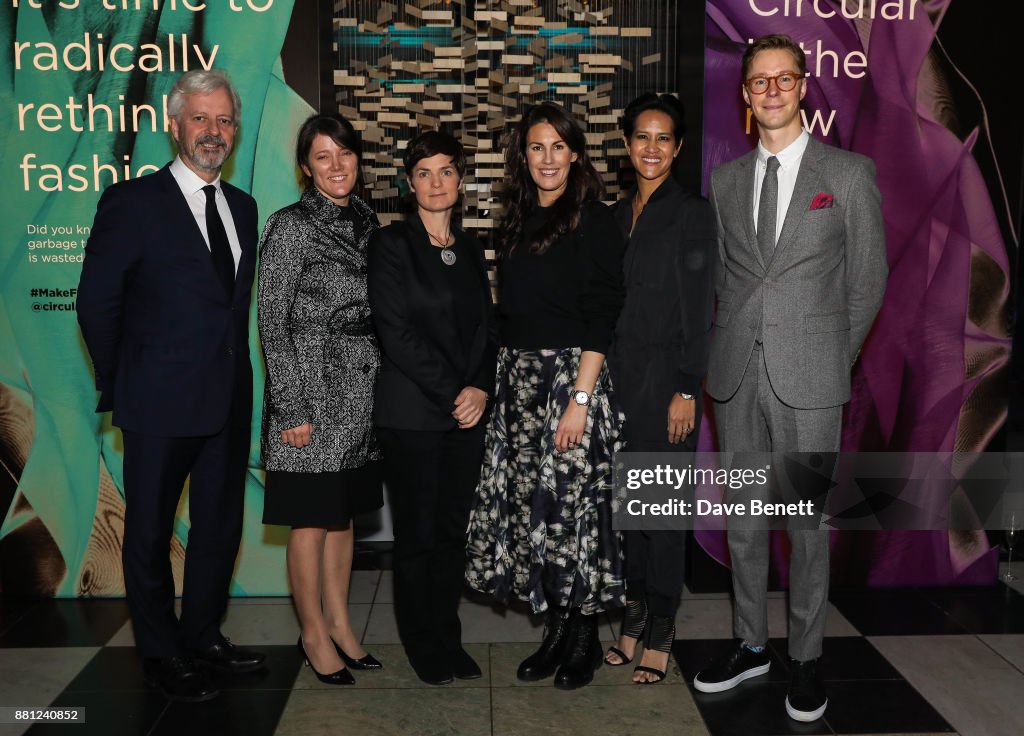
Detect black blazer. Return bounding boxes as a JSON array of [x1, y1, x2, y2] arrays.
[[607, 176, 716, 443], [368, 214, 497, 431], [77, 164, 258, 436]]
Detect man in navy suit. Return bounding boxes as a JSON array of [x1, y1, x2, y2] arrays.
[[78, 69, 265, 702]]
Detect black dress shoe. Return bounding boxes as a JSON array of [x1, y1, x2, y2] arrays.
[[446, 647, 482, 680], [143, 656, 219, 702], [298, 638, 355, 685], [517, 607, 572, 682], [553, 611, 602, 690], [332, 639, 383, 670], [192, 638, 266, 674], [409, 657, 454, 686]]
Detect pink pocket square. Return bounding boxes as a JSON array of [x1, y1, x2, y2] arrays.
[[810, 193, 835, 210]]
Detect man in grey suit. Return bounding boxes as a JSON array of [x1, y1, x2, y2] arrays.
[[693, 35, 887, 722]]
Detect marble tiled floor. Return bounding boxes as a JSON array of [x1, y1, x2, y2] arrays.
[[1, 564, 1022, 736]]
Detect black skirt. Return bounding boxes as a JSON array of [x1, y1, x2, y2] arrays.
[[262, 462, 383, 528]]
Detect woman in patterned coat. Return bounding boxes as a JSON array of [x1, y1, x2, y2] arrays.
[[258, 113, 383, 685]]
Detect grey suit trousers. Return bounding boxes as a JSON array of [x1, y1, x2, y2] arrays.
[[714, 344, 841, 662]]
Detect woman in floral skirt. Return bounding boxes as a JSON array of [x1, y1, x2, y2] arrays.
[[465, 101, 627, 690]]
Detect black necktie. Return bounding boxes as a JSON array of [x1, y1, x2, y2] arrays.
[[757, 156, 780, 265], [202, 184, 235, 294]]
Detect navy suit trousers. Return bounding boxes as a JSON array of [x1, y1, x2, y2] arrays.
[[121, 378, 250, 658]]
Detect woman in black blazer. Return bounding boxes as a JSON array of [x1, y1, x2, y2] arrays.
[[367, 131, 497, 686]]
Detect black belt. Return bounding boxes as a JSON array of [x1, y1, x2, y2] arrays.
[[331, 322, 375, 337]]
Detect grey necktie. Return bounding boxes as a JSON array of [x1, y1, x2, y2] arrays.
[[756, 156, 780, 265]]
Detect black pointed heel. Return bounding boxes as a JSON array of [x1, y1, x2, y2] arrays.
[[297, 637, 355, 685], [332, 640, 383, 670]]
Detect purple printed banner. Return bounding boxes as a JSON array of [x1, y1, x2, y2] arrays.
[[699, 1, 1013, 585]]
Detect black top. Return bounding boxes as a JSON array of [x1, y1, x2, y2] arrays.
[[441, 241, 481, 371], [498, 200, 626, 353], [607, 177, 716, 441], [368, 214, 498, 431]]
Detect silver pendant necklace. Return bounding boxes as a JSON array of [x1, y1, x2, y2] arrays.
[[427, 229, 456, 266]]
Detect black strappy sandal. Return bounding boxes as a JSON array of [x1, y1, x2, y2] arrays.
[[605, 598, 647, 666], [634, 615, 675, 684]]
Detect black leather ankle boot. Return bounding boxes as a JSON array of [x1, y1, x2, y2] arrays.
[[517, 607, 573, 682], [553, 610, 601, 690]]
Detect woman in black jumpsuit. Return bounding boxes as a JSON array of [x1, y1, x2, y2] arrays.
[[606, 94, 716, 683]]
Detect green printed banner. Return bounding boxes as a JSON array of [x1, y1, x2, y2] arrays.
[[0, 1, 309, 596]]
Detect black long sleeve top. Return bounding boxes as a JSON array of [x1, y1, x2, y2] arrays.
[[498, 200, 626, 353]]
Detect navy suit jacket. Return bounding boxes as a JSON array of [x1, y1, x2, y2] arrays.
[[77, 164, 258, 437]]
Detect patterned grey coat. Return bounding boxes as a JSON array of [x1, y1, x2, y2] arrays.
[[257, 187, 380, 473]]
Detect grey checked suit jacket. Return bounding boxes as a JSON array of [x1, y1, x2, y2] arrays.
[[706, 136, 888, 409]]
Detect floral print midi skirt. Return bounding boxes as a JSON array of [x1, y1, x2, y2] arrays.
[[465, 347, 626, 614]]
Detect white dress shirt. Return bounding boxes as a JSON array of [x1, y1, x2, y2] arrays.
[[169, 156, 242, 272], [752, 130, 810, 243]]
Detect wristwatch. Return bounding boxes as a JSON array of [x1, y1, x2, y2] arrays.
[[572, 389, 591, 407], [678, 392, 695, 401]]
